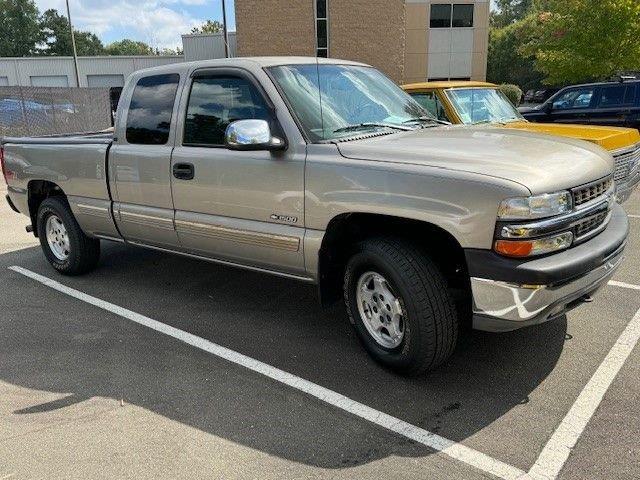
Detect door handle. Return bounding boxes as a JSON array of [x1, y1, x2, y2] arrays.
[[173, 163, 194, 180]]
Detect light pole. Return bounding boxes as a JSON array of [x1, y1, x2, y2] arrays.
[[65, 0, 81, 87], [221, 0, 229, 58]]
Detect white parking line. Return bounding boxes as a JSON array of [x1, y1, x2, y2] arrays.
[[527, 305, 640, 480], [627, 214, 640, 219], [609, 280, 640, 291], [8, 266, 526, 480]]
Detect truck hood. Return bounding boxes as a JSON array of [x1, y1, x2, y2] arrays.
[[335, 125, 614, 195], [501, 121, 640, 152]]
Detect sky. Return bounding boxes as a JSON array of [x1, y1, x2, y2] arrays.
[[34, 0, 236, 50]]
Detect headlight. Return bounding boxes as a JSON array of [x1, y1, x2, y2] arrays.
[[494, 231, 573, 258], [497, 191, 572, 220]]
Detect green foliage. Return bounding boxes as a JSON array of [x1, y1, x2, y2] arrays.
[[498, 84, 524, 106], [490, 0, 535, 27], [191, 20, 224, 34], [0, 0, 43, 56], [105, 39, 154, 56], [522, 0, 640, 85], [40, 9, 104, 56], [487, 20, 544, 90]]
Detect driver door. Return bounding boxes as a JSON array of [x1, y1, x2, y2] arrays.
[[169, 69, 306, 275]]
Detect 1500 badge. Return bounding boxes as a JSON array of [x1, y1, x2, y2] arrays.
[[270, 214, 298, 224]]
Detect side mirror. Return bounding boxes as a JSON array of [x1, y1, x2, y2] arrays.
[[543, 102, 553, 113], [225, 119, 285, 151]]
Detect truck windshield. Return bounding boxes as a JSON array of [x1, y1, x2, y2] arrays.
[[268, 64, 431, 142], [444, 88, 524, 125]]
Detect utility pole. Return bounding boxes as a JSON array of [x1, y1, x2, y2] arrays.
[[221, 0, 229, 58], [65, 0, 81, 87]]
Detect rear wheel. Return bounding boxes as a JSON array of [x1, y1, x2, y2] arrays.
[[344, 238, 458, 375], [37, 197, 100, 275]]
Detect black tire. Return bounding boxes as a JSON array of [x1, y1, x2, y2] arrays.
[[37, 197, 100, 276], [344, 237, 458, 375]]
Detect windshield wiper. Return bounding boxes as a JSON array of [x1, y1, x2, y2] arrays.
[[401, 116, 450, 126], [333, 122, 413, 134]]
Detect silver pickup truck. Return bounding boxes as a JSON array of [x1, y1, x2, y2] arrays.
[[2, 57, 629, 374]]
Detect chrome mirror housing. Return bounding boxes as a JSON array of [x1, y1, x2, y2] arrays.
[[225, 119, 285, 151]]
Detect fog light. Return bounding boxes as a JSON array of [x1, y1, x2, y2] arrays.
[[494, 231, 573, 258]]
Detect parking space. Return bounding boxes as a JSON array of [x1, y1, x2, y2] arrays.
[[1, 183, 639, 479]]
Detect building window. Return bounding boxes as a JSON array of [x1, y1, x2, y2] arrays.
[[430, 4, 452, 28], [315, 0, 328, 57], [0, 76, 8, 86], [453, 4, 474, 27], [430, 4, 474, 28]]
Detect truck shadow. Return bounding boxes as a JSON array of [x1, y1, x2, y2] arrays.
[[0, 242, 567, 468]]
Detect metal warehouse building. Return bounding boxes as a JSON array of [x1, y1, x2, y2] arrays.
[[0, 33, 237, 88]]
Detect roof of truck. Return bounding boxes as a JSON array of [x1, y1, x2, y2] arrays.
[[133, 56, 369, 76]]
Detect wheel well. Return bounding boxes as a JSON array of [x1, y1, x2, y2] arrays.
[[317, 213, 471, 323], [27, 180, 66, 237]]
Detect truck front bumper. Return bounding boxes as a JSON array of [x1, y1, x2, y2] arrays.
[[465, 203, 628, 332]]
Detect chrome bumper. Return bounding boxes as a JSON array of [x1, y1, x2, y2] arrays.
[[471, 247, 624, 332]]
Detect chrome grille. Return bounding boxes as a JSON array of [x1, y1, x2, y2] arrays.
[[572, 178, 612, 206], [574, 212, 608, 239], [613, 147, 640, 182]]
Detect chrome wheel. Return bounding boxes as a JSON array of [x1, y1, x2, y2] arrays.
[[46, 215, 70, 261], [356, 271, 405, 349]]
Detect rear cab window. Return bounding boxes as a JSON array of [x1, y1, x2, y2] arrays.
[[126, 73, 180, 145]]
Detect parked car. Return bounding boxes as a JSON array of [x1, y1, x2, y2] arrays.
[[532, 87, 561, 104], [2, 58, 628, 374], [519, 80, 640, 130], [403, 81, 640, 203]]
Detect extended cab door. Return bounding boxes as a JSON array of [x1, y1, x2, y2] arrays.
[[169, 67, 306, 275], [109, 72, 183, 247]]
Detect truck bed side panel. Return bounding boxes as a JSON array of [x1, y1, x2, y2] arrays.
[[3, 141, 121, 239]]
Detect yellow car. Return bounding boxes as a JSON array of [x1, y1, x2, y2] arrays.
[[402, 81, 640, 202]]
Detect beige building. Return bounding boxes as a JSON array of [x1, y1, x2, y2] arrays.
[[235, 0, 489, 84]]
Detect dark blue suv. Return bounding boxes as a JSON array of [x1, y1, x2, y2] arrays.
[[519, 80, 640, 130]]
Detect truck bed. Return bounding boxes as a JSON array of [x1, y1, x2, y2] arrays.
[[1, 129, 114, 146]]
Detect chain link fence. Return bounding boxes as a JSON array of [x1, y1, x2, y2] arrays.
[[0, 86, 113, 138]]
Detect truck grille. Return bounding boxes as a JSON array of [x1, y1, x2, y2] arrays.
[[572, 178, 612, 206], [574, 211, 609, 239], [613, 146, 640, 182]]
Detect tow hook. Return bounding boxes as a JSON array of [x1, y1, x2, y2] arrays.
[[581, 294, 594, 303]]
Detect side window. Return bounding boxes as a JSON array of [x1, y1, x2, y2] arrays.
[[452, 4, 474, 27], [126, 74, 180, 145], [597, 85, 636, 108], [410, 92, 450, 122], [183, 75, 270, 146], [430, 4, 452, 28], [552, 88, 594, 110]]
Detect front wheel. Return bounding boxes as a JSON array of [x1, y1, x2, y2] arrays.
[[344, 238, 458, 375], [37, 197, 100, 275]]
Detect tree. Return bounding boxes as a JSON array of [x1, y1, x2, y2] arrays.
[[522, 0, 640, 85], [0, 0, 43, 56], [40, 9, 104, 56], [105, 39, 154, 56], [491, 0, 535, 27], [190, 20, 223, 34], [487, 19, 544, 90]]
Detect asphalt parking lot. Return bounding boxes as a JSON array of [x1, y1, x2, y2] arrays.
[[1, 182, 638, 480]]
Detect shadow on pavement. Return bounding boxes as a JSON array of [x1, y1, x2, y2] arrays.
[[0, 242, 567, 468]]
